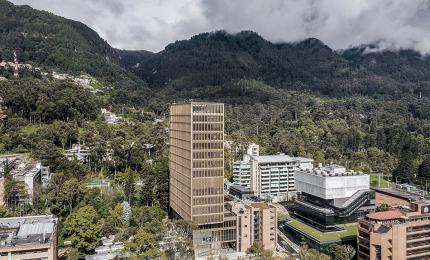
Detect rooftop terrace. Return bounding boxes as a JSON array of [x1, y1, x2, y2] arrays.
[[285, 218, 357, 242]]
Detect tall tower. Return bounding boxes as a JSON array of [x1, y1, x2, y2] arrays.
[[169, 102, 224, 225]]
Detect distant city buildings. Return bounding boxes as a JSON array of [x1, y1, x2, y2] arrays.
[[358, 201, 430, 260], [0, 215, 58, 260], [232, 144, 313, 202]]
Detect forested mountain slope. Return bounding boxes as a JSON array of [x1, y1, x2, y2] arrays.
[[0, 0, 151, 104], [132, 30, 430, 98]]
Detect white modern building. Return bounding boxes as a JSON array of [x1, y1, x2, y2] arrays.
[[232, 146, 314, 202], [295, 165, 370, 200]]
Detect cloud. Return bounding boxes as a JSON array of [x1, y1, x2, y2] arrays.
[[10, 0, 430, 54]]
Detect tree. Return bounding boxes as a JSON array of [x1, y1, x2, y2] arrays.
[[418, 155, 430, 179], [123, 168, 136, 205], [376, 203, 390, 212], [392, 150, 416, 183], [329, 244, 356, 260], [125, 228, 162, 258], [63, 178, 81, 214], [247, 241, 274, 259], [108, 203, 126, 228], [299, 243, 330, 260], [64, 205, 102, 252]]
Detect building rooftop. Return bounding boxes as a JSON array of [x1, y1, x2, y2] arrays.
[[0, 215, 57, 247], [372, 187, 424, 202], [250, 202, 271, 209], [230, 185, 253, 193], [285, 218, 357, 242], [300, 164, 365, 177], [252, 154, 295, 163], [366, 210, 405, 221]]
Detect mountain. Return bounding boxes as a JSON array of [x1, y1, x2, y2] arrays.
[[0, 0, 151, 104], [130, 30, 430, 98], [3, 0, 430, 102]]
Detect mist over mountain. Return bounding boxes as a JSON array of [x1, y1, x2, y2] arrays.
[[2, 0, 430, 101]]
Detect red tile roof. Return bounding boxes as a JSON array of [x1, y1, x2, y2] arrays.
[[366, 210, 405, 221]]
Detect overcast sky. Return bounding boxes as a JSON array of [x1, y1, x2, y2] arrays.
[[10, 0, 430, 53]]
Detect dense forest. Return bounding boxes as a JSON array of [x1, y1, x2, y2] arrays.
[[2, 0, 430, 258]]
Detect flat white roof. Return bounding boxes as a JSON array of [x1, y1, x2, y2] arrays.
[[252, 154, 295, 163], [251, 154, 313, 164]]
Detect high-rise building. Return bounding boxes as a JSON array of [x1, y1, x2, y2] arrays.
[[358, 201, 430, 260], [169, 102, 224, 225]]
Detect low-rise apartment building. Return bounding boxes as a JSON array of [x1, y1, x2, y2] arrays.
[[358, 201, 430, 260], [0, 156, 50, 206], [0, 215, 58, 260], [193, 201, 277, 257]]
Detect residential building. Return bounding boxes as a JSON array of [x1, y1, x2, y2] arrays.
[[227, 202, 277, 252], [64, 144, 90, 162], [246, 143, 259, 157], [373, 185, 425, 208], [169, 102, 224, 225], [233, 152, 314, 202], [101, 108, 121, 124], [0, 215, 58, 260], [85, 237, 125, 260], [0, 157, 50, 206], [357, 201, 430, 260]]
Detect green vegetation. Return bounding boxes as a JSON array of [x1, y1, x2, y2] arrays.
[[3, 0, 430, 257], [286, 219, 357, 242], [370, 174, 393, 188], [328, 244, 356, 260]]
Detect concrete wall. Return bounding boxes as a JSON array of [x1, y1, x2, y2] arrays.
[[295, 172, 369, 199]]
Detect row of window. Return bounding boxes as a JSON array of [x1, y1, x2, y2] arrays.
[[193, 133, 223, 141], [193, 213, 223, 224], [193, 115, 223, 122], [193, 142, 223, 150], [192, 123, 223, 132], [193, 160, 223, 168], [192, 104, 223, 113], [193, 205, 224, 215], [193, 169, 223, 178], [193, 195, 223, 206], [193, 151, 223, 159], [193, 187, 223, 196]]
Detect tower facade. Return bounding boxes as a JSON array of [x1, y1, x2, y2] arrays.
[[169, 102, 224, 225]]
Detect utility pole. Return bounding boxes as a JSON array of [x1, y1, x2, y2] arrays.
[[378, 173, 381, 188]]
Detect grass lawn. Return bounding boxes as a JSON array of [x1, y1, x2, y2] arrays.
[[286, 218, 357, 242], [370, 173, 393, 188]]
